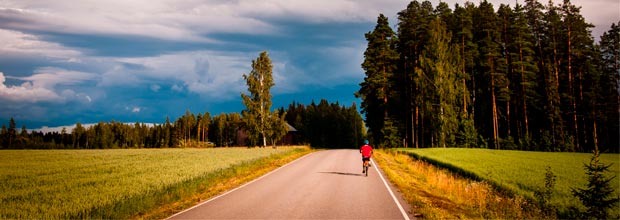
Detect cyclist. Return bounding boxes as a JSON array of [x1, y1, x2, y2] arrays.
[[360, 140, 373, 173]]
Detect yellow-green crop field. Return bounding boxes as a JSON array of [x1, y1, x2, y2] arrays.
[[0, 147, 301, 219], [398, 148, 620, 216]]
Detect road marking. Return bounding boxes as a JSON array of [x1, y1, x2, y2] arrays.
[[372, 158, 411, 220], [166, 151, 315, 219]]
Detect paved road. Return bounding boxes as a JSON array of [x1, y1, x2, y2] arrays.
[[169, 149, 412, 219]]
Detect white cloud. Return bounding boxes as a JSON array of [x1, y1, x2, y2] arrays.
[[235, 0, 401, 23], [171, 84, 184, 92], [0, 28, 81, 60], [21, 67, 98, 88], [0, 71, 61, 102], [0, 68, 97, 103], [112, 50, 251, 100], [150, 84, 161, 92]]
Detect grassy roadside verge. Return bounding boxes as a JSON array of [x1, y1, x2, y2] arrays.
[[397, 148, 620, 218], [373, 150, 542, 219], [132, 147, 314, 219]]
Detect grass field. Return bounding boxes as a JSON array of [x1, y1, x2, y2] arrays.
[[396, 148, 620, 216], [0, 147, 308, 219]]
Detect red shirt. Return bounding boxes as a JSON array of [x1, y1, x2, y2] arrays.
[[360, 144, 373, 157]]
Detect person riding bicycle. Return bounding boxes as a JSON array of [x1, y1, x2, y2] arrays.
[[360, 140, 373, 173]]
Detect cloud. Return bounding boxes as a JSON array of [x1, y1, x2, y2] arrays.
[[111, 50, 251, 100], [0, 68, 97, 103], [150, 84, 161, 92], [0, 1, 275, 43], [20, 67, 98, 88], [0, 71, 61, 102], [0, 28, 81, 60], [235, 0, 404, 23]]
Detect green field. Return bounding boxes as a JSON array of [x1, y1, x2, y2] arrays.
[[0, 147, 303, 219], [397, 148, 620, 215]]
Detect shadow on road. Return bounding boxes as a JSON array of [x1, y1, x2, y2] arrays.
[[318, 171, 364, 177]]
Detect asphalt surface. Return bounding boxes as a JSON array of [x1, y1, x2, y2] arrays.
[[169, 149, 412, 219]]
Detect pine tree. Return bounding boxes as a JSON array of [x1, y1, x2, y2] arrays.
[[558, 0, 596, 152], [473, 0, 503, 149], [542, 1, 565, 150], [597, 21, 620, 152], [525, 0, 552, 150], [396, 0, 435, 148], [357, 14, 399, 147], [452, 2, 479, 148], [164, 116, 173, 147], [498, 4, 516, 148], [509, 3, 539, 149], [225, 113, 241, 147], [452, 2, 477, 114], [241, 51, 276, 147], [212, 113, 226, 146], [8, 117, 16, 148], [72, 122, 86, 149]]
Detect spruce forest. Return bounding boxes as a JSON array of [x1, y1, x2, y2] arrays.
[[357, 0, 619, 152]]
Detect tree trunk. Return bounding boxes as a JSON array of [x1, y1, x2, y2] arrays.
[[502, 17, 511, 138], [567, 24, 579, 151], [593, 115, 598, 150], [383, 65, 388, 118], [462, 35, 468, 113], [551, 29, 564, 147], [519, 44, 530, 138], [197, 126, 201, 142], [490, 57, 499, 149], [203, 125, 207, 142]]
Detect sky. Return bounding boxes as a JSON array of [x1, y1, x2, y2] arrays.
[[1, 0, 618, 130]]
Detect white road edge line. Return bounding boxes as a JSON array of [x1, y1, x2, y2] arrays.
[[166, 151, 315, 220], [372, 158, 411, 220]]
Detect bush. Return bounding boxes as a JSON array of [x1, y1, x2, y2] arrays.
[[535, 166, 557, 219]]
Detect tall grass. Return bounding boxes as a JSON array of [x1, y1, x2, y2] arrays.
[[374, 150, 539, 219], [0, 147, 306, 219], [397, 148, 620, 217]]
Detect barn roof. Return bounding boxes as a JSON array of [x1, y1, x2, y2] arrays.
[[286, 122, 297, 132]]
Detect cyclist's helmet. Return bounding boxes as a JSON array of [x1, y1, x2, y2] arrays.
[[364, 140, 369, 145]]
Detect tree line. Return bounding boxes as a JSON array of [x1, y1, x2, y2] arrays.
[[280, 100, 366, 149], [0, 99, 365, 149], [358, 0, 619, 152], [0, 113, 216, 149]]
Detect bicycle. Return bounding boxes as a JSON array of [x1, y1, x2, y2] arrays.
[[363, 157, 371, 177]]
